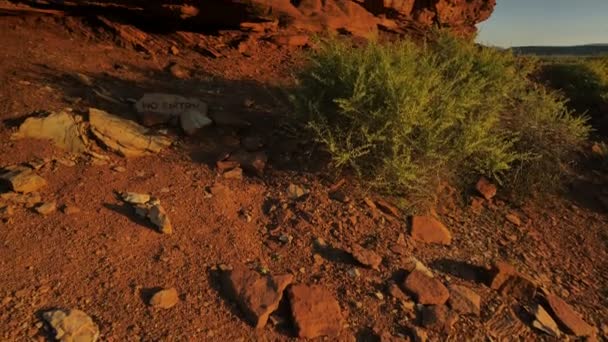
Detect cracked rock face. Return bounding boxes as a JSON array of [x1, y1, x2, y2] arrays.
[[13, 0, 495, 38]]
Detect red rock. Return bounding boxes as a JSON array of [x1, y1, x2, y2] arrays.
[[410, 216, 452, 245], [402, 270, 449, 305], [544, 292, 595, 337], [287, 284, 344, 339], [350, 244, 382, 270], [222, 266, 294, 329], [387, 282, 408, 301], [476, 177, 497, 200], [223, 167, 243, 180], [448, 285, 481, 316], [505, 213, 521, 226], [149, 287, 179, 309], [272, 34, 309, 47], [420, 305, 459, 333], [411, 326, 428, 342], [375, 199, 400, 217], [228, 150, 267, 176], [470, 196, 485, 213], [489, 261, 517, 290], [489, 261, 537, 300], [216, 160, 240, 173], [12, 0, 495, 39]]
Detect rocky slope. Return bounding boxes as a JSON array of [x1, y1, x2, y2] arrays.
[[7, 0, 495, 38]]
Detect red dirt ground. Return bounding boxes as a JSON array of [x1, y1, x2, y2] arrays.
[[0, 14, 607, 341]]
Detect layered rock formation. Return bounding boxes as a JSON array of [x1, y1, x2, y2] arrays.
[[8, 0, 495, 38]]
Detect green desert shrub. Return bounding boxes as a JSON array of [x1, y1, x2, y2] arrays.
[[539, 56, 608, 116], [291, 33, 590, 198]]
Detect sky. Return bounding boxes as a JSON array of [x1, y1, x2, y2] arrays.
[[476, 0, 608, 47]]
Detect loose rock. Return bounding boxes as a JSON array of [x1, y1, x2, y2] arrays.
[[375, 198, 400, 217], [223, 167, 243, 180], [420, 305, 459, 333], [121, 192, 151, 204], [61, 205, 81, 215], [0, 166, 47, 193], [168, 63, 188, 79], [126, 195, 173, 234], [532, 304, 562, 337], [0, 205, 14, 219], [287, 284, 344, 339], [287, 183, 309, 200], [35, 201, 57, 215], [402, 270, 449, 305], [403, 257, 434, 278], [490, 262, 537, 300], [410, 216, 452, 245], [448, 285, 481, 316], [350, 244, 382, 270], [228, 150, 267, 176], [505, 213, 521, 226], [411, 327, 428, 342], [149, 287, 179, 309], [222, 265, 293, 329], [146, 203, 173, 234], [89, 108, 172, 157], [43, 309, 99, 342], [476, 177, 497, 200], [543, 292, 595, 337]]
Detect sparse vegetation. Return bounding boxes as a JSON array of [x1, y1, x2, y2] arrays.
[[538, 56, 608, 119], [292, 33, 590, 199]]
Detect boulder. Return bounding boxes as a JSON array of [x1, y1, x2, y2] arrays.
[[287, 284, 344, 339], [410, 216, 452, 245], [401, 270, 449, 305], [43, 309, 99, 342], [222, 266, 294, 329]]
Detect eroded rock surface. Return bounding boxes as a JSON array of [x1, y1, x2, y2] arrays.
[[89, 108, 172, 157], [12, 0, 496, 38]]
